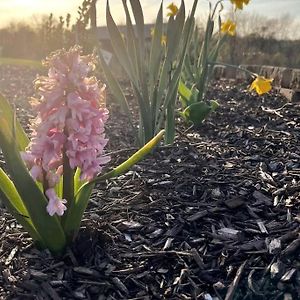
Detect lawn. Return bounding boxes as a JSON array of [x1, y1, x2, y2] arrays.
[[0, 57, 43, 69]]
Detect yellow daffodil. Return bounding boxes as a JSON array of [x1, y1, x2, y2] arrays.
[[151, 28, 167, 46], [167, 3, 179, 17], [161, 35, 167, 46], [150, 27, 155, 37], [250, 76, 273, 95], [221, 19, 236, 36], [230, 0, 250, 10]]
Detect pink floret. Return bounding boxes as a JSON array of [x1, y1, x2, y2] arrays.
[[46, 188, 67, 216]]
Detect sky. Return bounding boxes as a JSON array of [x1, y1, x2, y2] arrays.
[[0, 0, 299, 28]]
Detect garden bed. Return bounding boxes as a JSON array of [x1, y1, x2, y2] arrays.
[[1, 65, 300, 299]]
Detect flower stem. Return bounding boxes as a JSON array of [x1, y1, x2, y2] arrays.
[[61, 142, 74, 226], [208, 61, 257, 77], [211, 0, 223, 19]]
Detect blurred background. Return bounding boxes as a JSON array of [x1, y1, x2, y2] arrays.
[[0, 0, 299, 68]]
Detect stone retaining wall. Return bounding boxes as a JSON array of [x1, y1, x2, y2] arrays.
[[213, 65, 300, 91]]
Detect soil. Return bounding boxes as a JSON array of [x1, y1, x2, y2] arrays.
[[1, 65, 300, 300]]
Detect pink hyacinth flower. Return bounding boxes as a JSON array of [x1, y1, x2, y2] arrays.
[[21, 46, 110, 217]]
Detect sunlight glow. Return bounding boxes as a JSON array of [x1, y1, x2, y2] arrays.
[[0, 0, 299, 29]]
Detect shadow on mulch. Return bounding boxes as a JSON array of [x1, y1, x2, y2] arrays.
[[1, 66, 300, 299]]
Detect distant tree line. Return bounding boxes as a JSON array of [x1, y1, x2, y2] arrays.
[[218, 34, 300, 68], [218, 12, 300, 68], [0, 0, 98, 59], [0, 3, 299, 69]]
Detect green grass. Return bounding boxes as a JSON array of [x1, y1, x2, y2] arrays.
[[0, 57, 43, 69]]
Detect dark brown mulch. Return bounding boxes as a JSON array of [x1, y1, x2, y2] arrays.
[[1, 65, 300, 300]]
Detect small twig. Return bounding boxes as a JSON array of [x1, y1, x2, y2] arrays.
[[106, 147, 139, 157], [268, 102, 294, 112], [225, 260, 248, 300], [120, 250, 195, 258]]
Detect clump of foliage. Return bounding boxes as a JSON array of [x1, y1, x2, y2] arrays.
[[0, 46, 163, 254]]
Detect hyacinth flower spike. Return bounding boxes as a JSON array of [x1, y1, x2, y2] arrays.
[[22, 46, 110, 217]]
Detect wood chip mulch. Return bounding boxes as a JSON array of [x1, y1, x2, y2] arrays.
[[1, 65, 300, 300]]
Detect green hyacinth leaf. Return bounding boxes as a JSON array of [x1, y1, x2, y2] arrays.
[[0, 167, 41, 242], [63, 130, 165, 240], [0, 93, 29, 151]]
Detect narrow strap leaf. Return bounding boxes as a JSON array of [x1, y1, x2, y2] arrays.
[[149, 4, 163, 100], [81, 130, 164, 189], [106, 1, 138, 86], [63, 130, 165, 239], [129, 0, 145, 54], [0, 93, 29, 151], [99, 51, 133, 125], [0, 167, 41, 243]]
